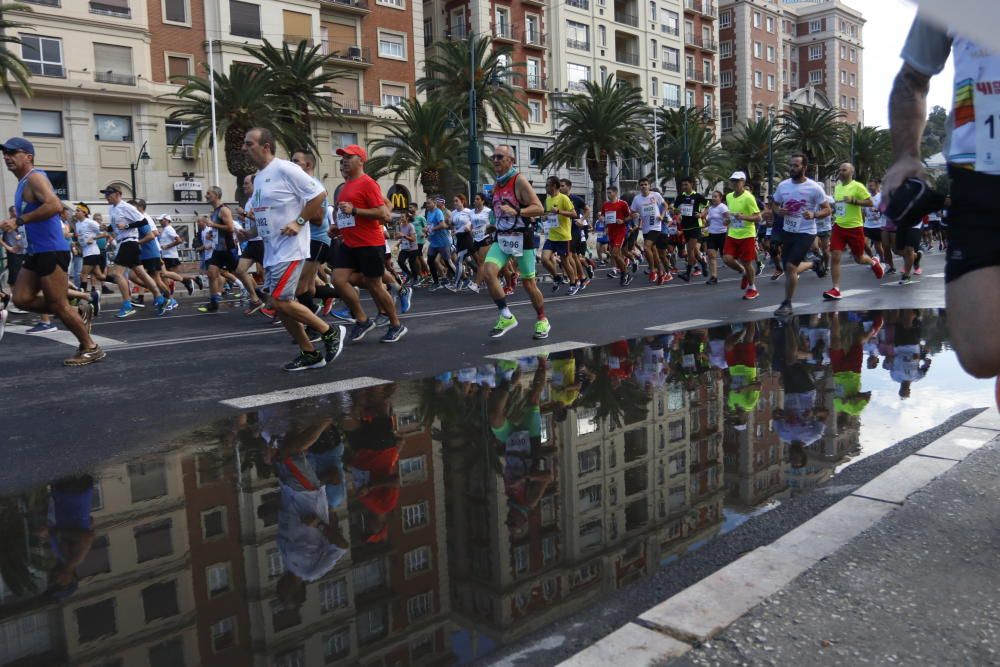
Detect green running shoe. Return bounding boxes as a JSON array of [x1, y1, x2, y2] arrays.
[[533, 318, 551, 339], [489, 313, 518, 338]]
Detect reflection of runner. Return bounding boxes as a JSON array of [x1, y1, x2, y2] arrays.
[[45, 475, 96, 599], [772, 321, 828, 468], [726, 322, 761, 427], [343, 387, 401, 543], [885, 312, 931, 398], [830, 313, 879, 416]]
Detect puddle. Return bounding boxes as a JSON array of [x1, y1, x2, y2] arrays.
[[0, 308, 990, 666]]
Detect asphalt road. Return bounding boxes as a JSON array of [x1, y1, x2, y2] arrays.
[[3, 251, 948, 490]]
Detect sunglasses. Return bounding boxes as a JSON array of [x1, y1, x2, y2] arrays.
[[491, 154, 508, 161], [1, 149, 23, 156]]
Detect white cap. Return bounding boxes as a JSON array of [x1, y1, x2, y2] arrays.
[[158, 214, 172, 222], [729, 171, 747, 181]]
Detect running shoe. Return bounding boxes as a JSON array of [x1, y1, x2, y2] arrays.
[[629, 258, 639, 274], [467, 282, 480, 294], [166, 298, 179, 311], [194, 276, 204, 290], [756, 261, 764, 276], [197, 301, 219, 313], [399, 286, 413, 314], [774, 301, 794, 318], [607, 269, 619, 279], [445, 282, 460, 293], [374, 313, 391, 328], [63, 344, 106, 367], [116, 304, 136, 319], [331, 308, 356, 323], [706, 276, 718, 285], [817, 261, 828, 279], [154, 295, 167, 316], [649, 271, 659, 283], [504, 285, 515, 296], [585, 264, 595, 280], [623, 273, 634, 286], [260, 306, 277, 319], [429, 282, 446, 292], [871, 256, 884, 280], [322, 297, 335, 317], [322, 324, 346, 363], [740, 274, 749, 290], [581, 278, 592, 290], [743, 288, 760, 300], [886, 267, 897, 276], [130, 297, 145, 308], [380, 324, 408, 343], [489, 313, 518, 338], [551, 276, 563, 293], [822, 288, 842, 300], [771, 269, 784, 280], [283, 349, 326, 372], [244, 300, 265, 316], [568, 284, 581, 296], [0, 307, 7, 343], [914, 265, 923, 276], [182, 278, 194, 296], [533, 318, 551, 339], [678, 269, 691, 283], [26, 322, 58, 334], [693, 266, 703, 277], [78, 302, 94, 334], [348, 318, 377, 342], [898, 274, 912, 286]]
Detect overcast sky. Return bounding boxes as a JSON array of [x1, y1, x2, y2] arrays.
[[841, 0, 954, 128]]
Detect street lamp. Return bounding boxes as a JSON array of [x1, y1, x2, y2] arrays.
[[652, 99, 659, 187], [766, 106, 776, 198], [682, 105, 690, 178], [129, 139, 151, 199], [466, 35, 502, 201]]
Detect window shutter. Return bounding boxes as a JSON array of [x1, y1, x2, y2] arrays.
[[94, 43, 133, 75]]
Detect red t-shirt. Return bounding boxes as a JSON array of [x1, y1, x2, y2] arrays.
[[601, 200, 631, 225], [336, 174, 387, 248]]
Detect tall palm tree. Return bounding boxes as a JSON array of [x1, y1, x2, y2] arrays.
[[845, 124, 891, 183], [0, 4, 33, 103], [164, 63, 308, 198], [656, 106, 726, 192], [722, 118, 779, 197], [365, 98, 471, 196], [242, 40, 349, 146], [779, 105, 844, 180], [416, 35, 525, 135], [540, 77, 651, 216]]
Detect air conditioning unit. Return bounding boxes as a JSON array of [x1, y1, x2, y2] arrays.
[[183, 145, 198, 160], [348, 46, 362, 61]]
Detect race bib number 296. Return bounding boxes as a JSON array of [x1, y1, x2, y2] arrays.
[[498, 233, 524, 257]]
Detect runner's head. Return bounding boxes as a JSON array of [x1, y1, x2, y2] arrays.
[[452, 193, 467, 209], [408, 202, 418, 216], [788, 153, 808, 181], [867, 178, 880, 193], [336, 144, 366, 179], [206, 186, 223, 206], [837, 162, 855, 184], [680, 177, 692, 193], [491, 144, 515, 175], [130, 198, 147, 212], [424, 196, 436, 211], [100, 185, 123, 205], [60, 204, 73, 221], [607, 184, 619, 201], [729, 171, 747, 194], [711, 189, 723, 204], [474, 192, 487, 208], [158, 214, 172, 228], [290, 149, 317, 175], [196, 215, 208, 228], [0, 137, 34, 175], [74, 203, 90, 220], [243, 127, 276, 169], [242, 173, 254, 198], [639, 177, 651, 195], [435, 196, 446, 210], [559, 178, 572, 195], [545, 175, 561, 195]]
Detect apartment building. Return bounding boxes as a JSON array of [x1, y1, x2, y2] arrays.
[[718, 0, 863, 132]]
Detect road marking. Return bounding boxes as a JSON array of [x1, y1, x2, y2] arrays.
[[747, 302, 807, 313], [486, 341, 593, 361], [6, 325, 125, 348], [880, 280, 921, 287], [836, 289, 870, 298], [926, 272, 945, 278], [646, 318, 720, 332], [93, 311, 224, 326], [221, 376, 392, 409]]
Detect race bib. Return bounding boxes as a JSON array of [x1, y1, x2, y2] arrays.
[[682, 353, 695, 368], [544, 213, 559, 231], [604, 211, 617, 225], [975, 86, 1000, 174], [729, 214, 743, 229], [498, 232, 524, 257], [642, 204, 656, 220], [679, 203, 694, 217], [336, 210, 356, 229], [253, 208, 270, 238], [784, 215, 802, 233], [834, 201, 847, 218], [667, 225, 678, 235], [608, 357, 621, 370], [507, 430, 531, 454]]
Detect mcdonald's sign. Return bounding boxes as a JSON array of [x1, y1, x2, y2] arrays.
[[387, 184, 411, 211]]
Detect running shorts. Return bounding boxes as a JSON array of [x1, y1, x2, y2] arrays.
[[309, 239, 330, 264], [242, 239, 265, 263], [141, 257, 163, 273], [830, 225, 866, 258], [543, 239, 570, 256], [476, 237, 494, 249], [945, 166, 1000, 283], [654, 232, 670, 250], [332, 243, 385, 279], [163, 257, 181, 269], [83, 255, 103, 267], [782, 232, 816, 268], [115, 241, 141, 268], [209, 249, 239, 272], [864, 227, 883, 245], [573, 239, 588, 254], [23, 251, 70, 278], [606, 223, 626, 248], [723, 236, 757, 262], [895, 226, 922, 253], [485, 242, 536, 279], [643, 230, 660, 245], [264, 260, 302, 301], [706, 232, 727, 252]]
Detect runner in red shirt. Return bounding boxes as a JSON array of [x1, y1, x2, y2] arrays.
[[600, 185, 632, 286]]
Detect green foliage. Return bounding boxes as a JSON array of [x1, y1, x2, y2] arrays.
[[921, 105, 948, 159], [722, 118, 784, 196], [0, 4, 34, 104], [655, 106, 727, 192], [847, 124, 892, 183], [779, 105, 845, 180]]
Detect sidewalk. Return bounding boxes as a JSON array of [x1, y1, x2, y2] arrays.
[[562, 410, 1000, 666]]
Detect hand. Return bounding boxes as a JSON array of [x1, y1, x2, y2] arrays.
[[0, 218, 15, 232], [281, 221, 302, 236], [804, 211, 814, 220], [338, 201, 354, 215], [117, 223, 127, 230], [882, 156, 926, 205], [500, 204, 517, 216]]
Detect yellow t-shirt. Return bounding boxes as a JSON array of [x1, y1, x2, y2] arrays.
[[725, 191, 759, 240], [545, 193, 574, 241], [833, 181, 870, 229]]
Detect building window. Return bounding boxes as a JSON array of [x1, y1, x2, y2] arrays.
[[753, 70, 762, 88], [765, 15, 774, 33], [93, 42, 134, 84], [229, 0, 261, 39], [525, 14, 540, 43], [399, 455, 426, 483], [319, 578, 349, 611], [267, 548, 284, 578], [210, 618, 235, 652], [380, 82, 407, 107], [513, 544, 528, 573], [850, 47, 857, 62], [142, 580, 180, 622], [22, 109, 62, 137], [149, 637, 184, 667], [166, 54, 192, 79], [76, 598, 116, 643], [529, 146, 544, 166], [599, 65, 608, 84], [753, 41, 761, 59], [686, 88, 696, 108], [662, 81, 680, 106], [357, 606, 387, 644], [720, 70, 733, 88], [663, 46, 680, 72], [809, 45, 822, 60], [407, 591, 434, 621], [90, 0, 130, 18], [134, 519, 172, 562], [719, 40, 732, 59], [377, 30, 406, 59], [325, 628, 350, 662], [202, 507, 226, 540], [650, 38, 657, 60], [719, 10, 731, 28], [331, 131, 358, 152], [567, 62, 591, 90], [809, 69, 822, 84], [353, 559, 386, 594], [721, 110, 733, 131], [809, 19, 821, 33], [849, 72, 856, 87], [648, 0, 655, 21], [664, 9, 679, 33], [840, 45, 847, 59], [19, 35, 65, 78], [766, 45, 775, 62], [767, 73, 775, 91], [376, 0, 403, 7], [840, 69, 847, 83], [598, 24, 606, 47], [207, 562, 231, 596], [752, 11, 760, 28], [566, 20, 589, 50], [850, 97, 856, 110], [162, 0, 188, 24], [404, 546, 432, 576], [402, 500, 429, 530], [841, 94, 848, 108], [578, 446, 600, 474], [529, 100, 541, 123]]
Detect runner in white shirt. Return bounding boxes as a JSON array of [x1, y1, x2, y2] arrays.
[[101, 186, 165, 318], [699, 190, 729, 285], [242, 127, 345, 371], [156, 214, 196, 297], [73, 203, 105, 297], [630, 178, 669, 284], [233, 174, 267, 315]]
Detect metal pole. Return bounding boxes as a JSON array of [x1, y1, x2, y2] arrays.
[[849, 125, 855, 167], [130, 162, 137, 199], [682, 108, 690, 177], [767, 116, 774, 198], [468, 35, 479, 200], [207, 0, 221, 189], [653, 103, 659, 187]]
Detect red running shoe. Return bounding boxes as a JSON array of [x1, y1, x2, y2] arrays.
[[823, 288, 842, 300], [871, 256, 884, 280], [740, 274, 749, 290], [649, 271, 659, 283], [742, 288, 759, 300]]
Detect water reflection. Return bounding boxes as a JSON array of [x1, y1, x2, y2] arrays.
[[0, 309, 985, 666]]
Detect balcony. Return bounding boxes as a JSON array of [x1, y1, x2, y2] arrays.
[[663, 96, 681, 108], [660, 25, 679, 37], [615, 50, 639, 66], [662, 60, 680, 73], [567, 80, 588, 92], [493, 23, 517, 42], [322, 41, 372, 67], [319, 0, 370, 14], [683, 0, 716, 17], [686, 67, 717, 86], [23, 0, 60, 6], [446, 27, 468, 40], [523, 31, 546, 49], [686, 35, 717, 51], [566, 0, 589, 9], [89, 1, 129, 18], [94, 71, 136, 86], [566, 38, 590, 51], [284, 36, 314, 49], [522, 0, 545, 6], [525, 75, 548, 91], [614, 11, 639, 27]]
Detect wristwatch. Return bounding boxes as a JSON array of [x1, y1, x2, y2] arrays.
[[15, 216, 24, 227], [295, 216, 306, 226]]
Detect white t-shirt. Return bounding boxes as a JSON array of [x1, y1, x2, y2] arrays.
[[249, 158, 327, 267], [631, 192, 665, 234], [864, 192, 883, 229], [75, 218, 101, 257], [817, 195, 834, 232], [160, 224, 181, 259], [398, 222, 414, 251], [471, 208, 491, 242], [772, 178, 828, 236], [109, 200, 143, 243], [452, 207, 473, 234], [705, 203, 730, 234], [200, 227, 215, 259]]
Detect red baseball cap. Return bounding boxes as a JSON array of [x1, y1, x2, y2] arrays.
[[336, 144, 367, 161]]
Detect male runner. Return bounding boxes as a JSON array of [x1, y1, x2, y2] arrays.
[[102, 185, 166, 317], [771, 153, 832, 317], [290, 150, 339, 319], [134, 201, 175, 312], [824, 163, 884, 300], [198, 186, 243, 312], [329, 143, 407, 343], [234, 174, 267, 315], [541, 176, 579, 294], [560, 178, 593, 288], [0, 137, 103, 365], [674, 178, 707, 282], [863, 180, 890, 270], [156, 214, 196, 296], [722, 171, 762, 300], [242, 127, 345, 370], [482, 144, 547, 338], [600, 185, 632, 286], [408, 202, 430, 282], [631, 177, 668, 284]]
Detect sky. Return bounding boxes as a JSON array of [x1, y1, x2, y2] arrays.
[[840, 0, 954, 128]]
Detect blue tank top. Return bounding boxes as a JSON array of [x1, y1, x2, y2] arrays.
[[16, 168, 68, 254], [310, 178, 331, 245], [137, 222, 161, 260]]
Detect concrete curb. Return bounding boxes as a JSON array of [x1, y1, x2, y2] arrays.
[[558, 408, 1000, 666]]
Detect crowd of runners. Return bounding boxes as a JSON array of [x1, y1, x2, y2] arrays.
[[0, 132, 948, 371]]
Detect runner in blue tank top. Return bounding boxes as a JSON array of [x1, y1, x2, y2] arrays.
[[0, 137, 104, 365]]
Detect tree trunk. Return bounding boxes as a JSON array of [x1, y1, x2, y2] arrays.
[[224, 126, 256, 203], [587, 152, 608, 225]]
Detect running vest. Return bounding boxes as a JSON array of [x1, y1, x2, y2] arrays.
[[948, 39, 1000, 172], [15, 168, 68, 254], [491, 172, 535, 248], [211, 205, 238, 252]]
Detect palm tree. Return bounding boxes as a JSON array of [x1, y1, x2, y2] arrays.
[[416, 35, 525, 135], [242, 40, 349, 146], [165, 63, 308, 198], [365, 98, 471, 196], [779, 105, 844, 180], [656, 106, 726, 192], [0, 4, 33, 103], [845, 124, 891, 183], [540, 77, 651, 216], [722, 118, 779, 197]]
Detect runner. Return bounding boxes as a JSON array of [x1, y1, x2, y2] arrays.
[[133, 201, 175, 313], [242, 127, 346, 370], [329, 143, 407, 343], [824, 163, 884, 300], [674, 178, 707, 282], [469, 192, 492, 292], [630, 177, 668, 284], [290, 150, 337, 320], [424, 196, 452, 290], [102, 185, 166, 318], [448, 194, 475, 291], [408, 202, 430, 283], [541, 176, 579, 294], [197, 186, 242, 313], [771, 153, 832, 317], [482, 144, 547, 338], [560, 178, 593, 289], [0, 137, 103, 365], [233, 174, 267, 314], [863, 179, 890, 271], [600, 185, 632, 286], [72, 203, 105, 312], [722, 171, 762, 300], [395, 212, 420, 283], [700, 190, 728, 285], [155, 215, 195, 299]]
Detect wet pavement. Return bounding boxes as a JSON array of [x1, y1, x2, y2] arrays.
[[0, 308, 992, 667]]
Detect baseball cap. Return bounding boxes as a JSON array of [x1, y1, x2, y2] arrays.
[[100, 185, 122, 196], [158, 214, 172, 223], [435, 196, 446, 205], [336, 144, 367, 161], [0, 137, 34, 155], [729, 171, 747, 181]]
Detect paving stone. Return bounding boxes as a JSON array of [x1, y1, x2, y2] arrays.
[[557, 623, 690, 666], [916, 426, 997, 461], [851, 455, 956, 504], [768, 495, 897, 561], [963, 409, 1000, 432]]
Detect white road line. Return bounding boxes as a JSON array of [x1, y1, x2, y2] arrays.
[[220, 376, 392, 409], [926, 272, 945, 278], [486, 341, 593, 360], [93, 311, 224, 326], [836, 289, 871, 298], [646, 318, 721, 332], [747, 302, 807, 313], [6, 325, 125, 348], [880, 280, 921, 287], [107, 327, 285, 351]]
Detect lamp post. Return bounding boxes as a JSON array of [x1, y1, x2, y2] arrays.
[[129, 139, 151, 199], [652, 99, 659, 187], [767, 106, 776, 198], [849, 124, 856, 167], [682, 105, 690, 178], [466, 35, 503, 201]]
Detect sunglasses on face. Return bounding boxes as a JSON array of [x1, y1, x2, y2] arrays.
[[491, 154, 508, 161], [2, 149, 23, 156]]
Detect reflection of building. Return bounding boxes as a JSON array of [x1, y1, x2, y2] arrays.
[[723, 369, 788, 506]]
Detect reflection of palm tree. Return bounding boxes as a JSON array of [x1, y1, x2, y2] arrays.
[[579, 349, 649, 430], [421, 379, 501, 475], [0, 497, 45, 596]]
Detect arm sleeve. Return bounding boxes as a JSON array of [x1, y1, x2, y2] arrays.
[[288, 164, 327, 201], [900, 15, 952, 77]]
